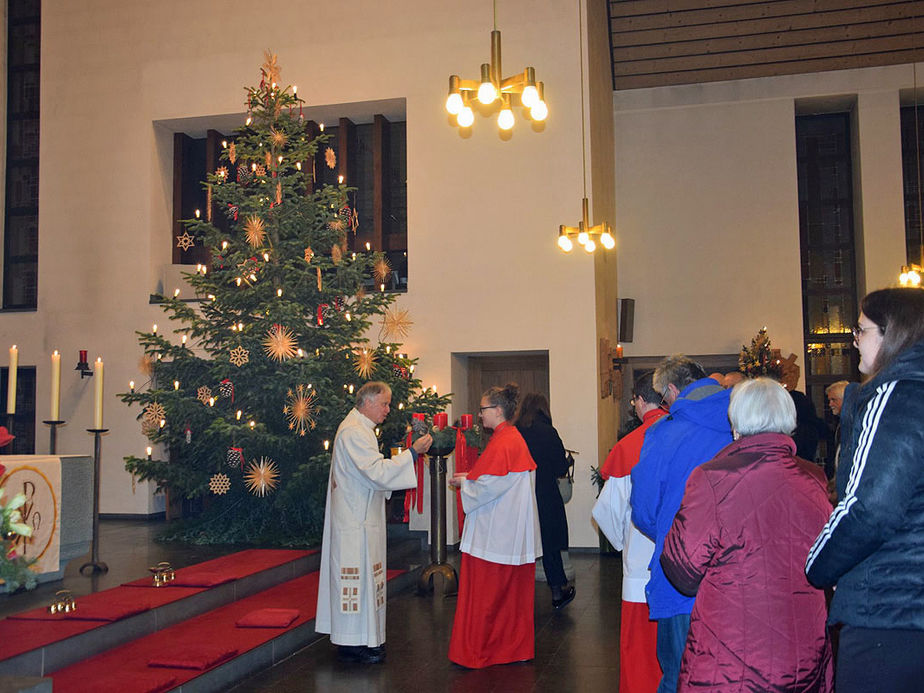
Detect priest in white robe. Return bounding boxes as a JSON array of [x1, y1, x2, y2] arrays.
[[316, 381, 432, 664]]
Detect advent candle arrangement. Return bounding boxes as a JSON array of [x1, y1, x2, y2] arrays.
[[7, 345, 18, 414], [93, 357, 104, 429]]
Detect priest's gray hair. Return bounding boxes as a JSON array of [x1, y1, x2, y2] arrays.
[[728, 377, 796, 437], [355, 381, 391, 408]]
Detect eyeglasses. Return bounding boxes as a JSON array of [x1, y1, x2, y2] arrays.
[[851, 324, 879, 340], [479, 405, 499, 412]]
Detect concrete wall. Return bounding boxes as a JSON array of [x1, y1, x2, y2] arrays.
[[613, 65, 916, 374]]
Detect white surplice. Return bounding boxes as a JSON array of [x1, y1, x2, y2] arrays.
[[315, 407, 417, 647]]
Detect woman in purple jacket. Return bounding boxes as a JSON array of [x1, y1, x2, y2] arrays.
[[661, 378, 833, 692]]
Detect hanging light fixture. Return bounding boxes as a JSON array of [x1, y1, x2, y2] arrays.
[[557, 0, 614, 254], [445, 0, 548, 130], [899, 14, 924, 287]]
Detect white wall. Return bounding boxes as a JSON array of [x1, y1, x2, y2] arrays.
[[0, 0, 607, 545], [614, 65, 916, 374]]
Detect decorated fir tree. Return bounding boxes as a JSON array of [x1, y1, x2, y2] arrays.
[[738, 327, 784, 380], [120, 54, 449, 545]]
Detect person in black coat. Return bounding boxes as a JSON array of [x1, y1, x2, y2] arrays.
[[515, 393, 575, 609]]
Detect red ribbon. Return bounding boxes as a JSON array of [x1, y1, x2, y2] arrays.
[[317, 304, 329, 326]]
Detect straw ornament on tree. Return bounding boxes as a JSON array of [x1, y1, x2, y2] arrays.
[[354, 349, 377, 379], [245, 457, 280, 497], [284, 384, 319, 436], [382, 307, 412, 341], [209, 473, 231, 495], [196, 386, 212, 405], [373, 256, 392, 285], [229, 345, 250, 367], [263, 324, 298, 362], [244, 215, 267, 248]]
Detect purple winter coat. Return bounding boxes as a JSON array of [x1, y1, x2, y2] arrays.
[[661, 433, 833, 692]]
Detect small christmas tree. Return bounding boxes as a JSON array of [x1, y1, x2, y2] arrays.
[[121, 53, 449, 545], [738, 327, 784, 380]]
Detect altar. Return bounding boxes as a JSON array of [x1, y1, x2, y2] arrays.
[[0, 455, 92, 588]]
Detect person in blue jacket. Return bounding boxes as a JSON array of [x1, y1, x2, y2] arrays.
[[805, 288, 924, 693], [630, 355, 732, 693]]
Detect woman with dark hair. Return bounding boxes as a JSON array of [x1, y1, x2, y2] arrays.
[[661, 378, 833, 692], [515, 393, 574, 609], [806, 287, 924, 693], [448, 383, 541, 668]]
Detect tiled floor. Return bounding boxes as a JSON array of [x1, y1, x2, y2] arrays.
[[229, 551, 624, 692], [1, 520, 626, 691]]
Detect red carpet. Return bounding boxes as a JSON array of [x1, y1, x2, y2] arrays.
[[51, 569, 403, 692], [0, 548, 311, 663]]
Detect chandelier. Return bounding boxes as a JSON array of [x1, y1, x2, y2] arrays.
[[557, 0, 614, 254], [899, 264, 922, 287], [444, 2, 547, 130]]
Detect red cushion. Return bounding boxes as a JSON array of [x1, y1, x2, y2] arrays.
[[147, 646, 237, 670], [92, 671, 177, 693], [235, 608, 300, 628]]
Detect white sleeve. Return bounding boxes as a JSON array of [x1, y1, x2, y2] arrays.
[[592, 477, 630, 550], [460, 473, 519, 514]]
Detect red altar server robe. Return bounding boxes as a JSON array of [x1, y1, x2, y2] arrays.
[[449, 421, 540, 668], [594, 407, 666, 692]]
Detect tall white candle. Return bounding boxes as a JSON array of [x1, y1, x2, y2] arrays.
[[93, 357, 104, 429], [50, 350, 61, 420], [7, 345, 18, 415]]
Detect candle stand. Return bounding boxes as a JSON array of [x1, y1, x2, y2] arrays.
[[80, 428, 110, 575], [418, 452, 458, 595], [43, 420, 66, 455]]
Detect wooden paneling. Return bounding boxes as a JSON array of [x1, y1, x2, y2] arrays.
[[609, 0, 924, 89], [465, 355, 550, 421]]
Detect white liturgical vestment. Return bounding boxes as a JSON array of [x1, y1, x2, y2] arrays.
[[315, 408, 417, 646]]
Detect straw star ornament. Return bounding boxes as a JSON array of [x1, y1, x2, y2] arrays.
[[354, 349, 377, 379], [382, 307, 413, 341], [284, 384, 319, 436], [263, 324, 297, 362], [245, 457, 280, 497], [244, 215, 267, 248]]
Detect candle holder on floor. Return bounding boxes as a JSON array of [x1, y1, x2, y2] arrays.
[[418, 453, 458, 595], [80, 428, 110, 575]]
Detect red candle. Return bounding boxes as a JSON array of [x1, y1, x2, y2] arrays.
[[460, 414, 473, 430], [616, 344, 624, 359], [434, 413, 448, 430]]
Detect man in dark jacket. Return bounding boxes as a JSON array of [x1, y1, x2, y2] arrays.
[[631, 355, 732, 693]]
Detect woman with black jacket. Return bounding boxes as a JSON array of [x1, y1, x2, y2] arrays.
[[805, 287, 924, 693], [516, 393, 575, 609]]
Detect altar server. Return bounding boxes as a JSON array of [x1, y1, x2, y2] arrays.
[[448, 382, 541, 668], [316, 381, 432, 664]]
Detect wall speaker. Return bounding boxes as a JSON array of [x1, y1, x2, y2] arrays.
[[619, 298, 635, 343]]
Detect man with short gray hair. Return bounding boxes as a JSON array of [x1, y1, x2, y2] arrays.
[[316, 381, 432, 664], [631, 355, 732, 693]]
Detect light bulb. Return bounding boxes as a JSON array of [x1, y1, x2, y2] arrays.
[[129, 380, 135, 391], [477, 81, 497, 105], [277, 288, 283, 297], [295, 161, 302, 171], [181, 335, 187, 344], [174, 288, 180, 297], [245, 116, 252, 126], [324, 440, 330, 450], [209, 397, 215, 406], [530, 101, 548, 122], [194, 209, 200, 219], [152, 323, 158, 333], [558, 234, 574, 252], [521, 84, 539, 108], [601, 232, 615, 250], [446, 92, 463, 115], [498, 107, 515, 130], [457, 106, 475, 128], [911, 270, 922, 286], [174, 380, 180, 390], [583, 238, 596, 253], [221, 241, 228, 250], [577, 230, 589, 246], [236, 410, 242, 420], [338, 175, 344, 184]]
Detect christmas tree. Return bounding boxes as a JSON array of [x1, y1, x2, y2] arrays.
[[738, 327, 784, 380], [120, 53, 450, 546]]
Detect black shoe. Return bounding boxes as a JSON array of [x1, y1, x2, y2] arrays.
[[360, 645, 386, 664], [337, 645, 365, 661], [552, 585, 575, 610]]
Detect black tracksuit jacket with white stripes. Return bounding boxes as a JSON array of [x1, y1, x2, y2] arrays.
[[805, 337, 924, 630]]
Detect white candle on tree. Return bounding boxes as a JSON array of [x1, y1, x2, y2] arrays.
[[50, 350, 61, 420], [7, 345, 18, 415], [93, 357, 104, 429]]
